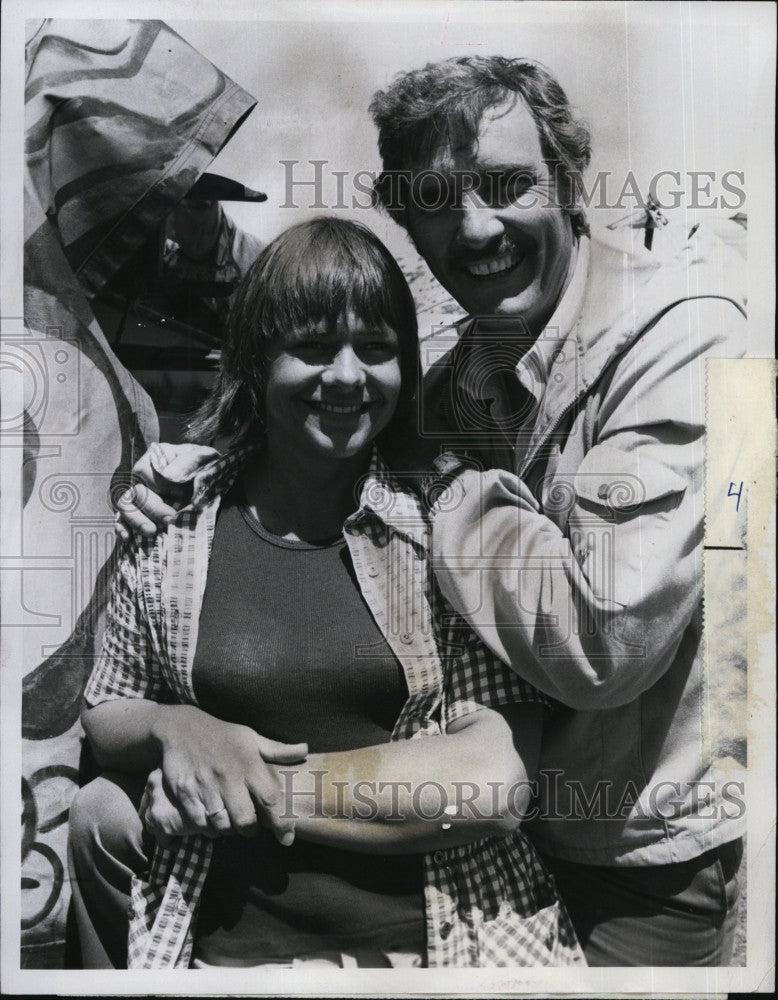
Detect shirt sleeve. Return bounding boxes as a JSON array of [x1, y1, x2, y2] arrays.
[[84, 540, 170, 706], [435, 585, 554, 729]]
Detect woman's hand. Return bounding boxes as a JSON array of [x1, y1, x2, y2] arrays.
[[151, 705, 307, 846], [139, 768, 200, 846]]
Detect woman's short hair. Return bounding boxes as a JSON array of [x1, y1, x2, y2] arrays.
[[187, 217, 419, 453], [369, 55, 592, 236]]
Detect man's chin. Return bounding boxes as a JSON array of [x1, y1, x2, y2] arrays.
[[455, 271, 536, 321], [462, 291, 535, 323]]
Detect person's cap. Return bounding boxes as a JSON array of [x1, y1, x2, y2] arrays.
[[185, 172, 267, 202]]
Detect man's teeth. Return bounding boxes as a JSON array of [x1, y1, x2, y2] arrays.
[[465, 250, 520, 277], [311, 401, 366, 413]]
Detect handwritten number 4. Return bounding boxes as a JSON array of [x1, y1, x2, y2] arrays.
[[727, 481, 744, 513]]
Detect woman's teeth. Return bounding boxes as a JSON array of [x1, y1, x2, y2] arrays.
[[310, 401, 366, 413]]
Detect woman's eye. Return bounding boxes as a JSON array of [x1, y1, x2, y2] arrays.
[[359, 341, 397, 359], [294, 341, 329, 356]]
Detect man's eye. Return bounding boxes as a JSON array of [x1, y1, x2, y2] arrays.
[[501, 173, 536, 202], [479, 172, 535, 205], [413, 182, 457, 215]]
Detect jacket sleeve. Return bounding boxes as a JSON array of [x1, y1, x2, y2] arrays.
[[431, 296, 746, 710]]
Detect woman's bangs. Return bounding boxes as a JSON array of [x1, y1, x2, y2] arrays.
[[270, 227, 403, 337]]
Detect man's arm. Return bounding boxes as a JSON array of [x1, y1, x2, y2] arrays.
[[431, 297, 745, 710]]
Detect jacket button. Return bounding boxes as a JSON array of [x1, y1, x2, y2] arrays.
[[432, 850, 445, 864], [439, 921, 453, 939], [400, 632, 413, 644], [597, 484, 609, 499], [367, 565, 379, 577]]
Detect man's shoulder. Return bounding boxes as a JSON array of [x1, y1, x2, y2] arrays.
[[576, 221, 746, 366], [585, 219, 747, 314]]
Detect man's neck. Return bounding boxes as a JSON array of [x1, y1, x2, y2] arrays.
[[530, 235, 580, 340]]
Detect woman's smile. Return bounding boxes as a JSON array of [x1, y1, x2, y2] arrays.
[[264, 313, 402, 463], [304, 397, 376, 416]]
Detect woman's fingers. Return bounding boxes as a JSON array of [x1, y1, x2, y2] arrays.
[[243, 770, 295, 847], [156, 714, 302, 842], [142, 769, 192, 843], [255, 735, 308, 764], [219, 781, 260, 838], [172, 763, 259, 838], [202, 802, 232, 835], [163, 770, 213, 831]]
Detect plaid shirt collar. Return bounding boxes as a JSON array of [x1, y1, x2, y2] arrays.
[[190, 444, 429, 553]]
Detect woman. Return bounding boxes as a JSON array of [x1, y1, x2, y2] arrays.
[[69, 218, 584, 969]]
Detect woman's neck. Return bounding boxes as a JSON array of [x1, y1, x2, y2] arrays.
[[241, 443, 372, 543]]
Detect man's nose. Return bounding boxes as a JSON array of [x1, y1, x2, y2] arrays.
[[457, 190, 503, 250], [325, 346, 365, 388]]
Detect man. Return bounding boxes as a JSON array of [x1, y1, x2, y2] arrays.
[[119, 56, 746, 966]]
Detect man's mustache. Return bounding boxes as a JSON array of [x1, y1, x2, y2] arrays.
[[450, 235, 524, 269]]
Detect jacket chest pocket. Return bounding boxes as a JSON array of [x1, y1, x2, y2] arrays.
[[548, 443, 688, 608]]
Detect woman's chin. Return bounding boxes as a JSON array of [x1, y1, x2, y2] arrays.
[[304, 432, 374, 462]]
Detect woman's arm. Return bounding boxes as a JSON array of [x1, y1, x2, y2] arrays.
[[86, 516, 306, 845], [275, 702, 542, 854], [82, 699, 306, 843]]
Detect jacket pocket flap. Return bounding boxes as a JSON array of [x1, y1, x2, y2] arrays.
[[573, 444, 688, 511]]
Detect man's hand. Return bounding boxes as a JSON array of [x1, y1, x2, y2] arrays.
[[150, 705, 307, 846], [116, 442, 219, 540]]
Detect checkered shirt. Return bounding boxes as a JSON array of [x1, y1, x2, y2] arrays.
[[85, 447, 584, 968]]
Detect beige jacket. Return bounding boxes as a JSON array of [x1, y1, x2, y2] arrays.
[[427, 226, 748, 865]]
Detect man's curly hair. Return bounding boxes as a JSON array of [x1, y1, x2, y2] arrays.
[[369, 56, 592, 237]]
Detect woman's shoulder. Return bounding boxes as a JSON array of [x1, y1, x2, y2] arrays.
[[354, 450, 432, 555]]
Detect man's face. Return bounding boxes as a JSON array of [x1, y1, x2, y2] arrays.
[[405, 97, 576, 334]]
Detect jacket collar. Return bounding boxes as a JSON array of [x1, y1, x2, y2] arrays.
[[509, 224, 747, 469]]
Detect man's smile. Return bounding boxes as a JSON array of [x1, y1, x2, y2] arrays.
[[463, 246, 523, 279]]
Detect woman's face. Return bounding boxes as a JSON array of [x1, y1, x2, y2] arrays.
[[263, 311, 403, 463]]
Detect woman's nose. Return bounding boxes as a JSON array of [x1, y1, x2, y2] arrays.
[[324, 346, 365, 388]]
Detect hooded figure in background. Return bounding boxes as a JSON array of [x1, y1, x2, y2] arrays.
[[18, 19, 258, 963]]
